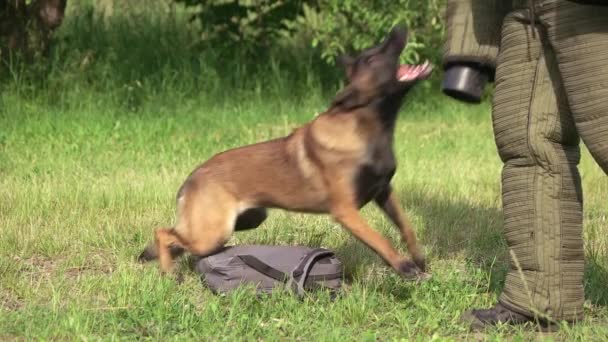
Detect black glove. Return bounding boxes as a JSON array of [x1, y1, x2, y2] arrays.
[[441, 63, 489, 104]]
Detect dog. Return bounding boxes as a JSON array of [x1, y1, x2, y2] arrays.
[[139, 26, 432, 280]]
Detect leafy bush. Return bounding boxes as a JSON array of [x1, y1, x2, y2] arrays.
[[173, 0, 310, 53], [174, 0, 446, 64], [287, 0, 446, 64]]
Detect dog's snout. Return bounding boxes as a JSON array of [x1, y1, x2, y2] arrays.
[[387, 26, 407, 52], [390, 26, 407, 40]]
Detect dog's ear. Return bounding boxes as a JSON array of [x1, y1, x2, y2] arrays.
[[337, 54, 356, 79], [331, 84, 370, 111]]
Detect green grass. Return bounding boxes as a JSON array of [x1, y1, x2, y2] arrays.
[[1, 2, 608, 341]]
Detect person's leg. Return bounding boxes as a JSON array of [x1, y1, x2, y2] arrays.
[[541, 0, 608, 174], [462, 9, 584, 330]]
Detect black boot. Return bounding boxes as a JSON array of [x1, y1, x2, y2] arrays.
[[460, 303, 561, 332]]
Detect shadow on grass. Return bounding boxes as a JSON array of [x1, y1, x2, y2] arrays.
[[395, 186, 608, 307], [177, 185, 606, 306], [400, 187, 508, 294], [318, 186, 606, 307]]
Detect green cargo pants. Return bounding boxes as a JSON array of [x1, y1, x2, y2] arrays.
[[493, 2, 608, 321]]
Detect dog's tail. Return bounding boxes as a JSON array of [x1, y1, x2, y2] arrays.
[[137, 228, 186, 263]]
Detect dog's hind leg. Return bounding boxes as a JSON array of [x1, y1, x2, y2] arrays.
[[166, 185, 239, 272], [374, 186, 425, 272], [154, 227, 188, 274], [155, 219, 231, 274], [156, 219, 232, 275]]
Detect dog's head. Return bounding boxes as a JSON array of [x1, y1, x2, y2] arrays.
[[332, 26, 432, 111]]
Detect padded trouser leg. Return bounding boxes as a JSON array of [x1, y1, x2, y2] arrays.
[[541, 1, 608, 174], [492, 12, 584, 322]]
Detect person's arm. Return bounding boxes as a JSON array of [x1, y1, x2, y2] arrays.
[[441, 0, 512, 103]]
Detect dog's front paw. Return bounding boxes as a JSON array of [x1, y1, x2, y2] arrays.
[[413, 254, 427, 273], [397, 259, 420, 278], [397, 259, 431, 282]]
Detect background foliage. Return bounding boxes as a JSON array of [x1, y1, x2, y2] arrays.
[[174, 0, 446, 64], [1, 0, 447, 88]]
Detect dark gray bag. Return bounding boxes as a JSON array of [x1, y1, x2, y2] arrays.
[[194, 245, 343, 297]]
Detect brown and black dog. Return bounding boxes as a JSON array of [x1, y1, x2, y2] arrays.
[[139, 26, 432, 280]]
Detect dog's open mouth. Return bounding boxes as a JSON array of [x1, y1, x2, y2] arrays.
[[397, 60, 432, 82]]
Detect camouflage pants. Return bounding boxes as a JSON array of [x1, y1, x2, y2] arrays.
[[493, 1, 608, 321]]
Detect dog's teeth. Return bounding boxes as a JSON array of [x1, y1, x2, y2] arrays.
[[423, 61, 431, 72]]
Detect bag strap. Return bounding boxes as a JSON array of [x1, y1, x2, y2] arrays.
[[237, 255, 289, 282], [306, 273, 343, 282], [287, 248, 335, 297], [237, 249, 338, 297]]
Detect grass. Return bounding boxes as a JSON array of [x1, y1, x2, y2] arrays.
[[1, 2, 608, 341]]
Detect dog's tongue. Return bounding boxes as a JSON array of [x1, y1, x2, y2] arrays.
[[397, 60, 432, 81]]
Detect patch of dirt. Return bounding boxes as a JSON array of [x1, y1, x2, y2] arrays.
[[0, 290, 24, 311], [13, 255, 62, 281], [8, 252, 117, 312], [0, 336, 27, 342], [12, 251, 115, 281], [63, 252, 115, 280]]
